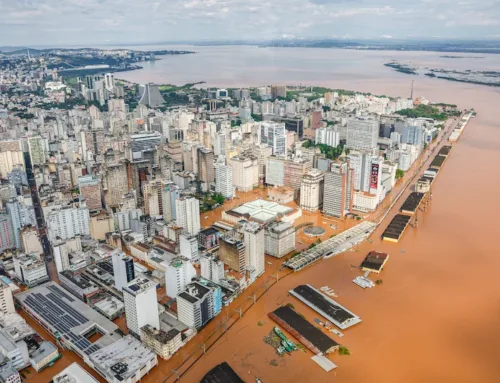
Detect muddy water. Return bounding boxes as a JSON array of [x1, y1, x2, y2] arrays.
[[129, 54, 500, 382]]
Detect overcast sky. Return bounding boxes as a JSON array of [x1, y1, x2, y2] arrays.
[[1, 0, 499, 46]]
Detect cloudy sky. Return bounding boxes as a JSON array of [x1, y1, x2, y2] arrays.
[[1, 0, 498, 46]]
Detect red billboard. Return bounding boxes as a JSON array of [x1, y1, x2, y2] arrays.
[[370, 163, 379, 189]]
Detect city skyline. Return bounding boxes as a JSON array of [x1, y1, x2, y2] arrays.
[[1, 0, 500, 46]]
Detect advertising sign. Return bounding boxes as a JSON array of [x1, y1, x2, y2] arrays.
[[370, 163, 379, 189]]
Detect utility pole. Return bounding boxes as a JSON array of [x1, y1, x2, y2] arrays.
[[410, 80, 414, 99]]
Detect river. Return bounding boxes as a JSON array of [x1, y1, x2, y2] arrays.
[[110, 46, 500, 382]]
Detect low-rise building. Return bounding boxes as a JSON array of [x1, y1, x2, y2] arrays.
[[140, 324, 182, 360], [53, 362, 100, 383]]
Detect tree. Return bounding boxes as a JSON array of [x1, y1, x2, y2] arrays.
[[396, 169, 405, 179]]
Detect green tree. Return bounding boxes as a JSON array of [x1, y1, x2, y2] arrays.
[[396, 169, 405, 179]]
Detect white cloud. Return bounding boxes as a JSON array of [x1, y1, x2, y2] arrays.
[[0, 0, 499, 45]]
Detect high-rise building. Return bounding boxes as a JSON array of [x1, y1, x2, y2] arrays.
[[123, 278, 160, 336], [0, 278, 15, 315], [315, 126, 340, 147], [0, 212, 16, 253], [242, 222, 265, 277], [52, 241, 70, 274], [78, 175, 102, 211], [265, 157, 285, 187], [346, 118, 379, 151], [311, 110, 322, 129], [165, 257, 196, 299], [284, 159, 311, 190], [219, 235, 246, 274], [323, 161, 353, 218], [402, 125, 424, 147], [200, 254, 224, 283], [175, 197, 200, 235], [104, 73, 115, 91], [214, 162, 235, 199], [179, 233, 199, 261], [81, 129, 105, 156], [177, 282, 222, 329], [112, 251, 135, 291], [348, 152, 383, 195], [264, 222, 296, 259], [229, 154, 259, 192], [271, 85, 287, 99], [103, 163, 128, 207], [300, 169, 325, 212], [28, 136, 46, 165], [250, 144, 273, 181], [5, 199, 36, 250], [13, 254, 49, 287], [162, 183, 181, 221], [197, 148, 215, 187], [260, 122, 287, 156], [46, 206, 90, 241], [142, 179, 164, 217]]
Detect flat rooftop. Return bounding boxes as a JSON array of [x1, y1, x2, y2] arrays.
[[360, 251, 390, 273], [200, 362, 244, 383], [269, 306, 339, 354], [382, 214, 411, 242], [430, 154, 446, 169], [438, 145, 452, 157], [53, 362, 100, 383], [16, 282, 120, 357], [289, 285, 361, 330], [88, 335, 157, 382], [400, 192, 425, 214]]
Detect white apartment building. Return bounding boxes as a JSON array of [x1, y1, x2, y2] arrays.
[[264, 222, 296, 259], [229, 155, 259, 192], [123, 278, 160, 336], [299, 169, 324, 212], [265, 157, 285, 187], [13, 255, 49, 287], [46, 206, 90, 241], [0, 279, 15, 315], [323, 162, 353, 218], [27, 136, 46, 166], [112, 251, 135, 291], [348, 152, 384, 195], [315, 126, 340, 147], [200, 254, 224, 284], [52, 241, 70, 274], [165, 257, 196, 299], [179, 233, 199, 261], [260, 122, 287, 156], [346, 118, 379, 151], [177, 282, 221, 329], [214, 162, 235, 199], [243, 222, 265, 277], [175, 197, 200, 235]]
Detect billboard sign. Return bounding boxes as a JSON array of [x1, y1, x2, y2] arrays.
[[370, 163, 379, 189]]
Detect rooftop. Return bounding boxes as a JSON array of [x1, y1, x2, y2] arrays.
[[200, 362, 244, 383], [88, 335, 157, 382], [227, 198, 295, 224], [124, 278, 155, 296], [360, 251, 390, 273], [16, 282, 120, 357], [141, 324, 180, 343], [53, 362, 100, 383]]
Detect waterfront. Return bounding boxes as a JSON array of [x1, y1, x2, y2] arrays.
[[116, 46, 500, 382]]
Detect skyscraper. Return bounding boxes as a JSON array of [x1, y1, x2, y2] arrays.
[[346, 118, 379, 151], [78, 175, 102, 211], [219, 235, 246, 274], [162, 183, 181, 221], [260, 122, 287, 156], [242, 222, 265, 277], [197, 148, 215, 188], [229, 154, 259, 192], [27, 136, 46, 166], [175, 197, 200, 235], [104, 73, 115, 91], [323, 161, 353, 218], [112, 251, 135, 291], [165, 257, 196, 299], [0, 212, 16, 253], [315, 126, 340, 147], [214, 162, 235, 199], [123, 278, 160, 336], [300, 169, 325, 212]]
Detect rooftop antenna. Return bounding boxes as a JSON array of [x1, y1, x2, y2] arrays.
[[410, 80, 414, 100], [27, 49, 31, 60]]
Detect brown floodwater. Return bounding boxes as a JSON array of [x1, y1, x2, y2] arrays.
[[119, 47, 500, 383], [31, 48, 500, 382]]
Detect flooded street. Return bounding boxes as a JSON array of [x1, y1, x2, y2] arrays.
[[175, 82, 500, 382], [118, 47, 500, 383], [24, 47, 500, 382]]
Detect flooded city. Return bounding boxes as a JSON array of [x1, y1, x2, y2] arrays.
[[117, 47, 500, 383]]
